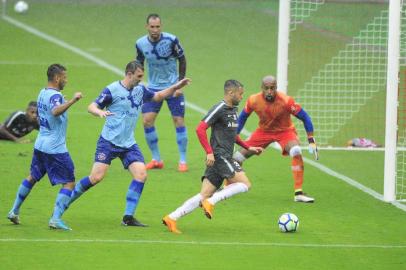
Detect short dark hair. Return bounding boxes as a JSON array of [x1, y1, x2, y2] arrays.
[[146, 13, 160, 24], [47, 64, 66, 82], [125, 60, 144, 74], [224, 79, 243, 93], [27, 101, 37, 108]]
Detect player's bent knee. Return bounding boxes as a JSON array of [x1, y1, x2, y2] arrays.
[[26, 175, 37, 185], [289, 145, 302, 157], [135, 172, 147, 182], [89, 173, 105, 184], [173, 117, 185, 126], [242, 181, 251, 190], [64, 182, 75, 189]]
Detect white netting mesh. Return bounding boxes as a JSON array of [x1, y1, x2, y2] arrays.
[[396, 134, 406, 201], [290, 0, 325, 31], [294, 9, 401, 146], [288, 2, 406, 201]]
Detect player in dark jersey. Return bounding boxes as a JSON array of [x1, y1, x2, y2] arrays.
[[0, 101, 39, 143], [162, 79, 263, 234]]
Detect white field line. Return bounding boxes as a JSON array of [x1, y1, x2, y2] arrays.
[[2, 15, 406, 212], [0, 238, 405, 249], [0, 60, 100, 66]]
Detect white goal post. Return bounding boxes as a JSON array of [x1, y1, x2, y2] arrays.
[[384, 0, 401, 201], [277, 0, 403, 202]]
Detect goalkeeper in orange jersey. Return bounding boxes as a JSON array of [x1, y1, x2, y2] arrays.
[[233, 75, 317, 203]]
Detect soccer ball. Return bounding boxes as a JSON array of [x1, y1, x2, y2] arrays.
[[14, 1, 29, 14], [278, 213, 299, 232]]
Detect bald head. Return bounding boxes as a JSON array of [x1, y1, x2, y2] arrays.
[[262, 75, 276, 85], [261, 75, 277, 102]]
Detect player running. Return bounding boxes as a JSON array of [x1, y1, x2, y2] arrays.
[[162, 79, 263, 234], [69, 61, 191, 227]]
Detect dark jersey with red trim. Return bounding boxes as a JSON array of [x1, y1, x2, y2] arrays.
[[202, 101, 239, 158], [1, 111, 39, 139]]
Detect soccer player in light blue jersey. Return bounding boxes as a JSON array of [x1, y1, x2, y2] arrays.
[[7, 64, 83, 230], [135, 13, 188, 172], [69, 61, 191, 227]]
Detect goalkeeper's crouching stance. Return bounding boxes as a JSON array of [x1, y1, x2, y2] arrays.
[[232, 75, 317, 203]]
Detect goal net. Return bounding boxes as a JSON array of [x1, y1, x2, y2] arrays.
[[283, 0, 405, 201]]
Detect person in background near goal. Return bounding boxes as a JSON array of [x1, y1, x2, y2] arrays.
[[0, 101, 39, 143], [232, 75, 317, 203], [68, 61, 191, 227], [162, 80, 263, 234], [135, 13, 188, 172], [7, 64, 83, 230]]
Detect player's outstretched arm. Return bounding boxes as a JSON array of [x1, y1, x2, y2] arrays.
[[248, 146, 264, 155], [88, 102, 114, 118], [235, 135, 263, 155], [52, 92, 83, 117], [153, 78, 191, 102], [237, 108, 251, 134], [0, 124, 19, 142]]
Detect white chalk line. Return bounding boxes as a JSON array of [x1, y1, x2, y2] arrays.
[[0, 238, 405, 249]]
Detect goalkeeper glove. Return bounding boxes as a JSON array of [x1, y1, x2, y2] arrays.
[[308, 137, 319, 160]]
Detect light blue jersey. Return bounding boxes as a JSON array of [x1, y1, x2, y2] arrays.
[[135, 32, 184, 90], [34, 88, 68, 154], [94, 81, 155, 148]]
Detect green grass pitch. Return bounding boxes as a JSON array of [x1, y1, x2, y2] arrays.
[[0, 1, 405, 269]]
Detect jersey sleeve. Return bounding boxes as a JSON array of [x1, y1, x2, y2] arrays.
[[202, 103, 224, 126], [244, 97, 254, 114], [135, 43, 145, 64], [49, 94, 63, 110], [142, 85, 155, 103], [94, 88, 113, 109], [237, 109, 250, 134], [4, 111, 24, 128], [294, 108, 314, 133], [196, 121, 213, 154], [172, 37, 185, 58], [286, 96, 302, 116]]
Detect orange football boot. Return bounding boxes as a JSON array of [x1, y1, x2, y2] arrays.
[[201, 199, 214, 219], [145, 160, 164, 170], [178, 163, 188, 172], [162, 215, 181, 234]]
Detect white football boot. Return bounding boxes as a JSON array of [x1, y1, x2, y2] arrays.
[[294, 191, 315, 203]]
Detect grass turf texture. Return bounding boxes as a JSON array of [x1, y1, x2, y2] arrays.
[[1, 1, 405, 269]]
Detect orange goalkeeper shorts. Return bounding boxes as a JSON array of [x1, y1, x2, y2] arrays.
[[245, 128, 299, 156]]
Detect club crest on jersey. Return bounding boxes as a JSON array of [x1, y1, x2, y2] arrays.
[[152, 39, 172, 59], [127, 88, 143, 109]]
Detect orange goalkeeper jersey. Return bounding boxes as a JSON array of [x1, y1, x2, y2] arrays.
[[244, 92, 301, 132]]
